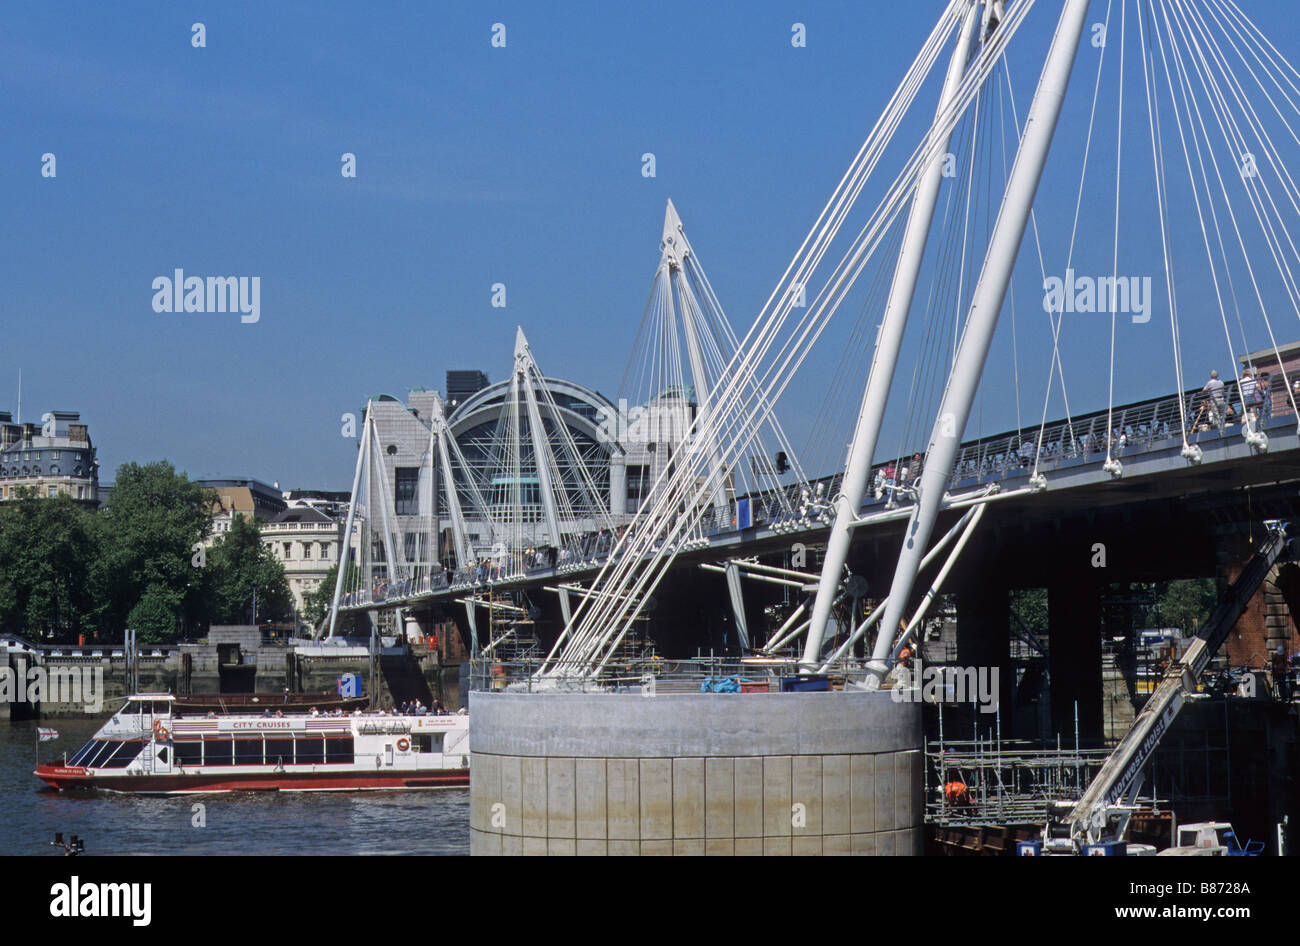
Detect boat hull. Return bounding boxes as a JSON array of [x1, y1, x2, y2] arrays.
[[34, 763, 469, 794]]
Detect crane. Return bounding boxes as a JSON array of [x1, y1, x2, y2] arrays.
[[1041, 521, 1292, 854]]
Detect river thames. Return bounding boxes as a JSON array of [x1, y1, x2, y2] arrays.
[[1, 717, 469, 856]]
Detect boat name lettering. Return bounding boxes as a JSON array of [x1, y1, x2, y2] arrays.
[[217, 719, 308, 731]]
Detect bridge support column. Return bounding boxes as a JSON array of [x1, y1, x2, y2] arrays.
[[724, 562, 752, 652], [1048, 574, 1102, 742], [954, 579, 1012, 718]]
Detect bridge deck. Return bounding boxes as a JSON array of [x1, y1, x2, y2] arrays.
[[340, 384, 1300, 613]]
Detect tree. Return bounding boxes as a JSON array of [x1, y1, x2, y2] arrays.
[[90, 461, 212, 642], [204, 514, 293, 625], [1010, 588, 1049, 638], [302, 560, 350, 630], [1156, 578, 1219, 634], [0, 490, 99, 642]]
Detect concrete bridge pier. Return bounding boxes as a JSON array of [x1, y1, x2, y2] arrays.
[[1048, 570, 1103, 742], [470, 690, 923, 855], [954, 578, 1014, 721]]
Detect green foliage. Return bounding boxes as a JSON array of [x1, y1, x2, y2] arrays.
[[302, 561, 347, 629], [0, 490, 99, 642], [0, 461, 215, 643], [91, 461, 211, 642], [204, 514, 293, 625], [1010, 587, 1049, 638], [1155, 578, 1219, 634]]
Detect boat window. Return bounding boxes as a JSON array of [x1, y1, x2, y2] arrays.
[[151, 701, 171, 716], [101, 741, 142, 768], [234, 738, 264, 765], [204, 736, 234, 766], [68, 740, 99, 766], [121, 701, 142, 715], [294, 737, 325, 765], [412, 734, 442, 753], [264, 740, 294, 765], [324, 737, 354, 764], [174, 739, 203, 765], [85, 740, 119, 768]]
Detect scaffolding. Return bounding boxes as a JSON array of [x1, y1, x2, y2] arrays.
[[926, 703, 1166, 827]]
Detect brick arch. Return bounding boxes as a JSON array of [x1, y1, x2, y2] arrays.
[[1265, 563, 1300, 657], [1224, 561, 1300, 666]]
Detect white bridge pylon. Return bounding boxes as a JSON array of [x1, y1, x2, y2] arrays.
[[324, 394, 492, 640], [538, 0, 1038, 680], [536, 197, 813, 677]]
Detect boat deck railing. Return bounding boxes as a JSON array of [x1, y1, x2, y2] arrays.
[[468, 655, 821, 693]]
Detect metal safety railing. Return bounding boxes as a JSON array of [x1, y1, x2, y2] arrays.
[[466, 655, 807, 693], [339, 381, 1293, 609]]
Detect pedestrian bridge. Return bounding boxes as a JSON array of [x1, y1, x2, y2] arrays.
[[337, 381, 1298, 615]]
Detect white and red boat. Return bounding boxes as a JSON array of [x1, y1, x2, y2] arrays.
[[35, 694, 470, 794]]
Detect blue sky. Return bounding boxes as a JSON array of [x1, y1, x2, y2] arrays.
[[5, 0, 1300, 490]]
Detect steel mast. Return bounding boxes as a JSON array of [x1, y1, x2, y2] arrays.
[[801, 0, 984, 669], [866, 0, 1091, 685]]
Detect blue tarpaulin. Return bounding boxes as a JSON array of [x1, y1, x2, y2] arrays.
[[700, 676, 742, 693]]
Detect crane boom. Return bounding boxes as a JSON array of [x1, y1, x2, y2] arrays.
[[1052, 521, 1291, 849]]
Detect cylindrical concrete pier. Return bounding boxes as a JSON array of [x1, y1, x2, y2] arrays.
[[469, 690, 922, 855]]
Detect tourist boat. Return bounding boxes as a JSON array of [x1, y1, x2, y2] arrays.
[[34, 694, 470, 793], [173, 692, 369, 716]]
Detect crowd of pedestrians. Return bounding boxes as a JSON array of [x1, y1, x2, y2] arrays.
[[1198, 365, 1283, 431]]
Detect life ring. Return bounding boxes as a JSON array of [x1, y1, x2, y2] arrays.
[[152, 719, 170, 740], [396, 737, 410, 752]]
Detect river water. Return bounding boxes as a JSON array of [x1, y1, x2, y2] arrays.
[[1, 717, 469, 856]]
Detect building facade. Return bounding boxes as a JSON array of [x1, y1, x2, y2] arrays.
[[262, 504, 346, 616], [198, 478, 288, 544], [0, 410, 100, 505]]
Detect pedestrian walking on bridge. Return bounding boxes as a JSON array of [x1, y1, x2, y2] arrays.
[[1202, 370, 1226, 430]]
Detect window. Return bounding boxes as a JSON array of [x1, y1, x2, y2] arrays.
[[100, 741, 143, 768], [204, 737, 234, 766], [394, 467, 419, 516], [234, 738, 264, 765], [174, 739, 203, 766], [320, 543, 330, 559], [303, 543, 312, 559], [294, 737, 325, 765], [121, 701, 142, 715], [264, 739, 294, 765], [627, 465, 650, 506], [284, 542, 293, 559], [412, 733, 442, 753], [83, 739, 142, 768], [324, 737, 354, 764], [68, 740, 100, 766], [47, 486, 57, 498]]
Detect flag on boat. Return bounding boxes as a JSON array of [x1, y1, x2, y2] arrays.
[[37, 728, 58, 742]]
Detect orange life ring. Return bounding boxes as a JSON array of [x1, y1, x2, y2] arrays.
[[152, 719, 170, 740], [396, 737, 410, 752]]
